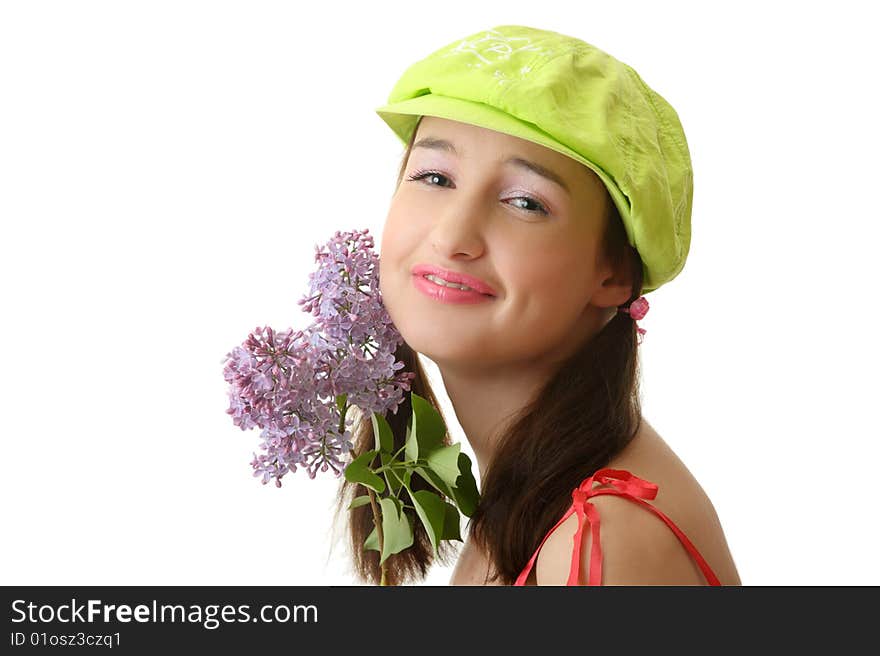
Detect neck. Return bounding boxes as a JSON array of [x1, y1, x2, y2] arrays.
[[436, 360, 554, 482]]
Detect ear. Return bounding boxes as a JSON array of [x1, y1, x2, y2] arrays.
[[590, 256, 637, 310]]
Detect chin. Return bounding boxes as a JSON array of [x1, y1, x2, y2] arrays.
[[399, 323, 488, 368]]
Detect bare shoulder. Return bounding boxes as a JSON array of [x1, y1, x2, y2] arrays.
[[535, 419, 742, 586], [535, 492, 706, 585]]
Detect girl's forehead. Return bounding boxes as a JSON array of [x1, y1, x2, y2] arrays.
[[415, 117, 563, 167], [417, 115, 537, 150], [414, 115, 604, 195]]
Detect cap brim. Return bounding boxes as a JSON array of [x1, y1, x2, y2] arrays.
[[374, 93, 632, 233]]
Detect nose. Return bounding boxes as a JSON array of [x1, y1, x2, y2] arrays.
[[429, 189, 490, 259]]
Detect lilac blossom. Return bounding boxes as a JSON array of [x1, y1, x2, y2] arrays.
[[222, 228, 415, 486]]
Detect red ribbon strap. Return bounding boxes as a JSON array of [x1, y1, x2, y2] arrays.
[[514, 468, 722, 586]]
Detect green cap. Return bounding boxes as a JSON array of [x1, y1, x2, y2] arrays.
[[375, 25, 693, 295]]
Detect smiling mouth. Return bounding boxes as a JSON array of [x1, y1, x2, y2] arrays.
[[412, 273, 496, 304], [422, 274, 488, 294], [421, 274, 494, 296]]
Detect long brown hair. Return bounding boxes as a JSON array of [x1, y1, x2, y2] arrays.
[[333, 116, 644, 585]]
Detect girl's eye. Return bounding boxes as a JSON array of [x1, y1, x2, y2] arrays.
[[405, 169, 549, 215], [506, 196, 548, 215], [406, 169, 453, 188]]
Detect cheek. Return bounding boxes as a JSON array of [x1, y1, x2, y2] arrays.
[[380, 201, 421, 256], [512, 244, 585, 292], [377, 255, 404, 335], [378, 207, 417, 318], [507, 241, 598, 317]]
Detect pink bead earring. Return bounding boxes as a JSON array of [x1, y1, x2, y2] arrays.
[[618, 296, 649, 345]]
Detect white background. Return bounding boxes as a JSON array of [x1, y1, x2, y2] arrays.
[[2, 1, 877, 586]]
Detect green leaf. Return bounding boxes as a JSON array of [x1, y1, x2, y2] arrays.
[[385, 466, 411, 496], [425, 443, 461, 489], [379, 497, 414, 565], [410, 392, 447, 457], [364, 526, 379, 552], [335, 393, 348, 414], [370, 412, 394, 454], [385, 468, 403, 495], [441, 501, 462, 541], [409, 489, 446, 557], [405, 417, 418, 463], [414, 466, 453, 499], [347, 495, 372, 511], [344, 449, 385, 494], [451, 452, 480, 518]]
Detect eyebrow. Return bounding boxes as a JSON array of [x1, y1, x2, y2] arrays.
[[412, 136, 571, 194]]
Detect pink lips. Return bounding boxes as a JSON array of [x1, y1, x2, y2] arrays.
[[411, 264, 497, 296], [411, 264, 497, 305]]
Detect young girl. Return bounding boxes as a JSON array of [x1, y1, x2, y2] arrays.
[[337, 25, 740, 586]]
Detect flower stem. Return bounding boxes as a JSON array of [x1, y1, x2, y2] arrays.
[[340, 398, 389, 585], [366, 488, 388, 586], [373, 460, 419, 473]]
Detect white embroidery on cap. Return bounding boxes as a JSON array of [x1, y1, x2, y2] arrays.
[[440, 28, 553, 71]]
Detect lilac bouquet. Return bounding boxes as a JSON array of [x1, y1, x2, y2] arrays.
[[221, 229, 479, 585]]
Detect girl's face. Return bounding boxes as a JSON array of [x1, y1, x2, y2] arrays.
[[379, 116, 624, 372]]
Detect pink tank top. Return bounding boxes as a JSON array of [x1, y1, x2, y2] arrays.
[[514, 467, 722, 586]]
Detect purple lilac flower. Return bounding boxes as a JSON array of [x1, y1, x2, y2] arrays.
[[222, 228, 416, 487]]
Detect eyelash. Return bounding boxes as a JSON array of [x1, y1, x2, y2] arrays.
[[405, 169, 550, 216]]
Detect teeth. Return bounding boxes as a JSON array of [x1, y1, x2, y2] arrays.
[[424, 274, 473, 291]]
